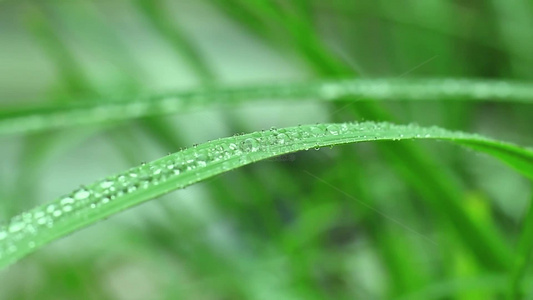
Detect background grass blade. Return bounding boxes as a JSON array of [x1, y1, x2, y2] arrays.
[[1, 78, 533, 135], [507, 193, 533, 300], [0, 121, 531, 269]]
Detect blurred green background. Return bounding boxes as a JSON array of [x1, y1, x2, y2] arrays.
[[0, 0, 532, 299]]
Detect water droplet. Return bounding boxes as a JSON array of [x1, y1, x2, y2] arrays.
[[310, 125, 325, 136], [139, 179, 151, 188], [74, 189, 91, 200], [242, 138, 260, 152], [60, 197, 74, 205], [33, 211, 45, 219], [326, 124, 340, 135], [100, 180, 113, 189], [0, 231, 7, 240], [46, 204, 56, 213], [8, 221, 25, 233], [277, 133, 289, 145], [52, 210, 62, 217], [63, 205, 73, 212], [195, 153, 209, 167]]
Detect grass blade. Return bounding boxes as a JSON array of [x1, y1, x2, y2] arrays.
[[1, 78, 532, 135], [507, 193, 533, 300], [0, 121, 532, 269]]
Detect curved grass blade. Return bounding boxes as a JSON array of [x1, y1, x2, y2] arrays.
[[0, 121, 532, 269], [1, 78, 533, 135]]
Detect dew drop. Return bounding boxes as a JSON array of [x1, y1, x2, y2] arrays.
[[100, 180, 113, 189], [74, 189, 91, 200], [195, 153, 209, 167], [277, 133, 289, 145], [46, 204, 56, 213], [242, 138, 260, 152], [33, 211, 45, 219], [60, 197, 74, 205], [63, 205, 73, 213], [310, 125, 325, 136], [139, 179, 151, 188], [8, 222, 25, 233], [52, 210, 62, 218], [326, 124, 340, 135]]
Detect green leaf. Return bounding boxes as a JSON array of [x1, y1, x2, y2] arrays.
[[1, 78, 532, 135], [0, 121, 532, 269]]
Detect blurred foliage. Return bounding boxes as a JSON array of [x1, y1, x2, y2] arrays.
[[0, 0, 532, 299]]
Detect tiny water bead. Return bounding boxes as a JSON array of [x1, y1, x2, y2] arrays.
[[60, 197, 74, 205], [242, 138, 260, 152], [33, 211, 45, 220], [46, 205, 56, 213], [8, 221, 26, 233], [74, 188, 91, 200], [326, 124, 341, 135], [100, 180, 114, 189]]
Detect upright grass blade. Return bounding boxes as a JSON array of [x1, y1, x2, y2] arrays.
[[507, 194, 533, 300], [1, 78, 532, 135], [0, 121, 532, 269]]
